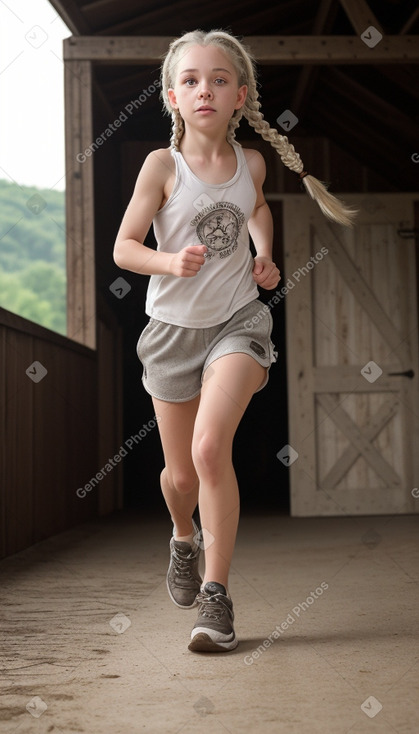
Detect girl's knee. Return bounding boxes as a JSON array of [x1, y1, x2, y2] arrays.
[[163, 467, 198, 495], [192, 432, 230, 482]]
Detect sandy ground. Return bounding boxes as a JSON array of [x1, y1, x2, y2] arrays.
[[1, 511, 418, 733]]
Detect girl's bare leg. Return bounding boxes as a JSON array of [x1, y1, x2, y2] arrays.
[[152, 395, 200, 537], [192, 353, 266, 590]]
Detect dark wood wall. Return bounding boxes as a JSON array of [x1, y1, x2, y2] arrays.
[[0, 305, 123, 559]]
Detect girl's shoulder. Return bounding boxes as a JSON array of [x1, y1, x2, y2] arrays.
[[241, 147, 267, 186], [139, 148, 177, 211], [142, 147, 175, 178]]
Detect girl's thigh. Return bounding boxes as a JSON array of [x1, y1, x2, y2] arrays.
[[192, 353, 266, 460]]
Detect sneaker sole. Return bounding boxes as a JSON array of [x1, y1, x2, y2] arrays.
[[188, 632, 238, 653]]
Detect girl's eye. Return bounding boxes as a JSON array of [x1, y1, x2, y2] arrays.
[[183, 77, 226, 86]]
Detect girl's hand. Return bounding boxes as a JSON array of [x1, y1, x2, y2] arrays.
[[252, 256, 281, 290], [170, 245, 207, 277]]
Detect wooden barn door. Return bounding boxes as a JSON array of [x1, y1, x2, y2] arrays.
[[282, 194, 419, 516]]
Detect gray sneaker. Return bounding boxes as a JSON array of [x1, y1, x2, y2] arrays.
[[188, 582, 238, 652], [166, 523, 202, 609]]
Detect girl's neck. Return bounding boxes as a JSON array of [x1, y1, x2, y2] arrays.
[[179, 127, 233, 161], [177, 128, 238, 185]]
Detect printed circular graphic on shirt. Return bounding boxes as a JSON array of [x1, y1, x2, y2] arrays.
[[191, 202, 245, 260]]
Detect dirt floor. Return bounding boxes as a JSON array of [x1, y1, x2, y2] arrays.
[[0, 511, 418, 733]]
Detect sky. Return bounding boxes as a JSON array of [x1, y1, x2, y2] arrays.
[[0, 0, 70, 192]]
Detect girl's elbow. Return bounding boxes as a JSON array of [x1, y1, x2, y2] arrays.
[[113, 242, 126, 268]]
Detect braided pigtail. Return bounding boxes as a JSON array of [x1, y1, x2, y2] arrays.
[[170, 109, 184, 151], [238, 52, 356, 226], [243, 83, 356, 226], [226, 109, 243, 145]]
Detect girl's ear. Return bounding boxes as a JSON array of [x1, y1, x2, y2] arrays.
[[167, 88, 178, 109], [235, 84, 247, 111]]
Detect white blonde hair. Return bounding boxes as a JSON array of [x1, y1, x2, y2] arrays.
[[160, 29, 356, 227]]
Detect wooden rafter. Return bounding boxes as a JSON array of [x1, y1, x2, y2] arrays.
[[400, 6, 419, 34], [63, 35, 419, 64], [338, 0, 383, 35], [292, 0, 338, 115]]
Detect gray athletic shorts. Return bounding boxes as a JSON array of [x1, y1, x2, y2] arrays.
[[136, 299, 277, 403]]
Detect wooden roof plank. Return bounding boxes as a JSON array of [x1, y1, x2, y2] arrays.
[[92, 0, 315, 37], [63, 35, 419, 64], [292, 0, 338, 114], [47, 0, 91, 35], [338, 0, 383, 35], [81, 0, 161, 31], [400, 6, 419, 35]]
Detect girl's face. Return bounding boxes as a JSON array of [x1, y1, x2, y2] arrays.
[[168, 44, 247, 133]]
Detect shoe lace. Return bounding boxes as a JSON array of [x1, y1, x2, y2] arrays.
[[196, 592, 231, 621], [172, 545, 198, 579]]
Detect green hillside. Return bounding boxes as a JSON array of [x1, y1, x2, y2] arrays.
[[0, 179, 66, 335]]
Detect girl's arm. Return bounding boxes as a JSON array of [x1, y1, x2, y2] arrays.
[[113, 150, 206, 278], [245, 150, 280, 291]]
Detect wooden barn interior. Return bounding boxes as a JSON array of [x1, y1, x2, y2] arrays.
[[1, 1, 418, 731]]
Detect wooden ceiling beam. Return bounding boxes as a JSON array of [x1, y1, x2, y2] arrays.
[[292, 0, 338, 116], [63, 35, 419, 64], [400, 7, 419, 34], [338, 0, 383, 35]]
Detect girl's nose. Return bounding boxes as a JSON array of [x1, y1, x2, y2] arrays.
[[198, 84, 213, 99]]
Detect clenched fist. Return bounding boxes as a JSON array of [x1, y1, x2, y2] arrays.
[[170, 245, 208, 278], [252, 256, 281, 290]]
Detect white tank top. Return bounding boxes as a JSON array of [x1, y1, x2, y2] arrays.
[[145, 142, 259, 328]]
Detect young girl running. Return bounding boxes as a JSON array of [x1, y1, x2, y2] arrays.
[[113, 29, 355, 653]]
